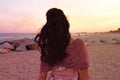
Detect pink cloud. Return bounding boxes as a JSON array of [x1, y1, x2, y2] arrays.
[[0, 8, 39, 33], [0, 8, 25, 17], [0, 18, 38, 33]]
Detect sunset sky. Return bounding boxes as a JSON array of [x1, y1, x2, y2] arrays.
[[0, 0, 120, 33]]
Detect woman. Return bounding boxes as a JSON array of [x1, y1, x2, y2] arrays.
[[35, 8, 89, 80]]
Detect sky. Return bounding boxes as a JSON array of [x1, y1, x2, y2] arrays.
[[0, 0, 120, 33]]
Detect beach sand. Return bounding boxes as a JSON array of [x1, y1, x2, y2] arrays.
[[0, 33, 120, 80], [0, 50, 40, 80], [88, 44, 120, 80]]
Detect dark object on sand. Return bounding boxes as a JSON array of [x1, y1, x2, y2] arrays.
[[26, 43, 39, 50]]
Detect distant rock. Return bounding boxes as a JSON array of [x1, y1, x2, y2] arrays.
[[0, 41, 15, 50], [0, 49, 10, 54], [0, 38, 40, 52], [114, 38, 120, 44], [12, 41, 20, 50], [12, 38, 30, 45], [16, 44, 27, 51], [26, 43, 39, 50], [87, 38, 103, 44], [12, 38, 30, 51], [109, 28, 120, 33]]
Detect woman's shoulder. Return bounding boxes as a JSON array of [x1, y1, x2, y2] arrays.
[[63, 38, 88, 69], [71, 38, 85, 46], [66, 38, 85, 53]]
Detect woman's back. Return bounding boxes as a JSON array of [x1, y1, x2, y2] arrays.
[[40, 38, 89, 73]]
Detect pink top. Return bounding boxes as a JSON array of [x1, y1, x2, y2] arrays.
[[40, 38, 89, 73]]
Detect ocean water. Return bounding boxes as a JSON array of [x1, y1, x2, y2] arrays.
[[0, 33, 91, 43], [0, 33, 36, 43]]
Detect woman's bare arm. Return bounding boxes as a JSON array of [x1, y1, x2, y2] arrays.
[[78, 68, 89, 80], [38, 71, 47, 80]]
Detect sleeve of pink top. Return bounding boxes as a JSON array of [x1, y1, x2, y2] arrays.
[[76, 38, 89, 69], [40, 61, 51, 73]]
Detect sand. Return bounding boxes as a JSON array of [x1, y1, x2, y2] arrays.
[[0, 50, 40, 80], [88, 44, 120, 80], [0, 33, 120, 80]]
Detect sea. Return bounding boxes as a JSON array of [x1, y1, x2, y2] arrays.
[[0, 32, 91, 43], [0, 33, 36, 43]]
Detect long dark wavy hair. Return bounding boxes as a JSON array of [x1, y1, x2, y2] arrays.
[[35, 8, 71, 66]]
